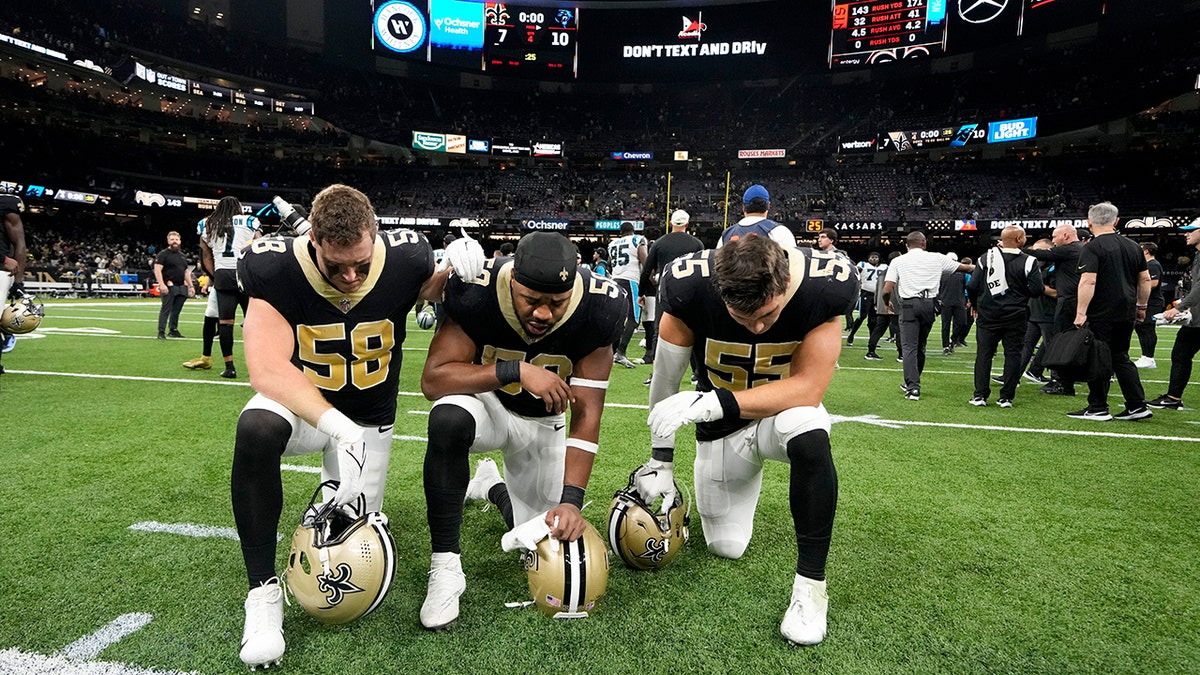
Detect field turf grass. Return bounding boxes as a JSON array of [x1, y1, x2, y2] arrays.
[[0, 298, 1197, 673]]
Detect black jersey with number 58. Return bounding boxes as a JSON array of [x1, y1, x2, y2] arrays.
[[238, 230, 434, 426], [443, 258, 626, 418], [659, 246, 859, 440]]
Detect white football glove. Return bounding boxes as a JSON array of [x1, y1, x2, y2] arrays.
[[633, 459, 675, 515], [501, 512, 557, 553], [437, 229, 486, 281], [648, 390, 724, 439], [316, 409, 367, 507]]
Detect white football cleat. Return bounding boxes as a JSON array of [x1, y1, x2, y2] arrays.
[[421, 552, 466, 630], [465, 458, 503, 503], [240, 578, 285, 670], [780, 574, 828, 646], [1133, 356, 1156, 369]]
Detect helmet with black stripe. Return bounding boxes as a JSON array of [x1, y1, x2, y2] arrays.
[[608, 469, 690, 570], [284, 481, 397, 624], [523, 520, 610, 618]]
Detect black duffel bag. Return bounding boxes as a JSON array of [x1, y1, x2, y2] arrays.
[[1042, 326, 1110, 382]]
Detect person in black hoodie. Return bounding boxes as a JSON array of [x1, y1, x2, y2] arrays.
[[966, 226, 1044, 407]]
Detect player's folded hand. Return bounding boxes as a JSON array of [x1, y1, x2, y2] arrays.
[[633, 459, 675, 514], [648, 390, 724, 438], [440, 229, 486, 281], [501, 512, 554, 552]]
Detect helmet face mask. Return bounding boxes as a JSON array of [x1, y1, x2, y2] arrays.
[[1, 296, 44, 334], [523, 520, 610, 619], [284, 482, 397, 625], [607, 470, 690, 571]]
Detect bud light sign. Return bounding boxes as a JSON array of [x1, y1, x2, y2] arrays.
[[988, 117, 1037, 143]]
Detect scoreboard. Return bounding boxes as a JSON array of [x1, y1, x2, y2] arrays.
[[373, 1, 579, 79], [830, 0, 947, 68], [483, 4, 578, 77]]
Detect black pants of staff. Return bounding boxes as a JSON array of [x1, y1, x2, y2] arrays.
[[1085, 319, 1146, 412], [1133, 301, 1166, 359], [1166, 326, 1200, 399], [866, 312, 901, 356], [973, 316, 1027, 401], [940, 302, 967, 350], [157, 284, 189, 335], [1020, 320, 1055, 377], [899, 297, 937, 390]]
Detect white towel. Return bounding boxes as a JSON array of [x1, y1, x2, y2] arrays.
[[986, 248, 1009, 297]]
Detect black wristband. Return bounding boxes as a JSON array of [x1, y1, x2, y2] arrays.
[[714, 387, 741, 420], [651, 447, 675, 463], [560, 484, 585, 509], [496, 359, 521, 386]]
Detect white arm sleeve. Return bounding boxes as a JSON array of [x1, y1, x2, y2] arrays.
[[648, 338, 693, 447]]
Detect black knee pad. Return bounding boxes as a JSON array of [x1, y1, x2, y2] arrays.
[[234, 408, 291, 466], [786, 429, 832, 467], [426, 404, 476, 457]]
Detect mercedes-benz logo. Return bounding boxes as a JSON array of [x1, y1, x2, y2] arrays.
[[958, 0, 1009, 24]]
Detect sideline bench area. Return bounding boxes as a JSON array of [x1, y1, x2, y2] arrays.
[[25, 281, 148, 298]]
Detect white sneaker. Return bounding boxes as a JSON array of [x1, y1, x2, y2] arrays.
[[420, 552, 466, 630], [1134, 356, 1156, 369], [465, 458, 503, 502], [240, 578, 285, 670], [780, 575, 828, 646], [631, 357, 646, 365]]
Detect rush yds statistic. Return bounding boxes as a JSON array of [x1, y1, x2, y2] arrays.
[[483, 3, 579, 77], [829, 0, 947, 67]]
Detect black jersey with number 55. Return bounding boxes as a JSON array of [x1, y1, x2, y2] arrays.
[[444, 257, 626, 418], [659, 246, 859, 441], [238, 230, 434, 426]]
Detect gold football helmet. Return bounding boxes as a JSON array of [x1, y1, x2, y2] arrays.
[[607, 469, 690, 571], [523, 520, 610, 619], [284, 482, 396, 625], [1, 296, 43, 334]]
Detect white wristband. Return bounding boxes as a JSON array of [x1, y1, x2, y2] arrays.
[[316, 408, 359, 442], [566, 438, 599, 454]]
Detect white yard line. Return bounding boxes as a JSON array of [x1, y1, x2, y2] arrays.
[[58, 614, 154, 661], [128, 521, 281, 542], [0, 648, 199, 675]]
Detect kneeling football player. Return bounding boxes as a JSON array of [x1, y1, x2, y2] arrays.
[[637, 235, 856, 646], [419, 231, 626, 629]]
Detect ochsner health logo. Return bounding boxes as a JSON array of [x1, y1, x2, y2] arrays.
[[376, 1, 426, 53], [678, 13, 706, 39]]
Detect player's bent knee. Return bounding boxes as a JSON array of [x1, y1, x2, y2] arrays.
[[774, 405, 831, 443], [427, 403, 476, 456], [234, 409, 291, 460], [707, 538, 749, 560], [786, 429, 833, 466]]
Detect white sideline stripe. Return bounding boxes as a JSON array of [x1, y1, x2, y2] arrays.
[[408, 409, 430, 415], [10, 370, 251, 387], [59, 613, 153, 661], [128, 521, 282, 542], [831, 414, 1200, 443], [282, 463, 322, 474], [0, 648, 198, 675], [393, 434, 428, 442]]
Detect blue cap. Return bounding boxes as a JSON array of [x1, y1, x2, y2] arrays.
[[1181, 217, 1200, 231], [743, 185, 769, 204]]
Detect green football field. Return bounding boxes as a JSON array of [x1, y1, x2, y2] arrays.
[[1, 298, 1197, 674]]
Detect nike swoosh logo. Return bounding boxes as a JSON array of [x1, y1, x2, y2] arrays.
[[1077, 265, 1086, 270], [554, 424, 565, 431], [378, 425, 393, 434]]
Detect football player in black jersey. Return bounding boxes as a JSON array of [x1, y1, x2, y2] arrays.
[[418, 232, 626, 630], [637, 235, 857, 646], [230, 184, 483, 669], [0, 193, 29, 370]]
